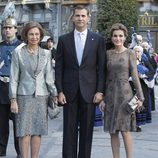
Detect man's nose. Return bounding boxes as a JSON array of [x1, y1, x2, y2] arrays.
[[78, 15, 83, 19]]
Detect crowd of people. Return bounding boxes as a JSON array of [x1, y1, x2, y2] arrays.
[[0, 5, 157, 158], [129, 33, 157, 132]]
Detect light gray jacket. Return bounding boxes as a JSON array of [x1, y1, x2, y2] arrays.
[[9, 45, 57, 99]]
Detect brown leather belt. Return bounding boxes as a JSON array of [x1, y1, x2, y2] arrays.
[[0, 76, 10, 83]]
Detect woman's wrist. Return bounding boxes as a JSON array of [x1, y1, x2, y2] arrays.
[[10, 98, 17, 103]]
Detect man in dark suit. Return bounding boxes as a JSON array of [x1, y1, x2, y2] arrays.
[[55, 5, 106, 158]]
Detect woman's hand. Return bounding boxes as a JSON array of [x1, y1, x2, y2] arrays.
[[99, 100, 106, 112], [10, 99, 18, 114], [52, 96, 58, 105], [136, 100, 144, 112]]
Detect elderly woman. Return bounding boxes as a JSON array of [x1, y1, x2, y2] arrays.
[[9, 22, 58, 158]]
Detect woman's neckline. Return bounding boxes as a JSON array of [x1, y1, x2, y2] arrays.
[[113, 48, 128, 54], [27, 45, 39, 54]]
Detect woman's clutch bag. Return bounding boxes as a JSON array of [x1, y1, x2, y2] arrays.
[[126, 95, 138, 113]]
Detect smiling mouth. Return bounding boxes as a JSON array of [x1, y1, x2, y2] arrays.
[[31, 40, 38, 42]]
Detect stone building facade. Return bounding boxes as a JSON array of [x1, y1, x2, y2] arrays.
[[137, 0, 158, 51], [0, 0, 157, 50], [0, 0, 96, 43]]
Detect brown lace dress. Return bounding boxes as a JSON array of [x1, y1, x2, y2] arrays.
[[104, 49, 144, 133]]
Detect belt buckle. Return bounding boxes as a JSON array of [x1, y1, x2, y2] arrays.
[[3, 77, 8, 83]]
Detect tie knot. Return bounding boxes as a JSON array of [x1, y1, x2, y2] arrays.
[[78, 33, 81, 37], [78, 32, 84, 37]]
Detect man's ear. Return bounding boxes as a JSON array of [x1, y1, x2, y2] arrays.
[[15, 27, 18, 33], [87, 15, 91, 24]]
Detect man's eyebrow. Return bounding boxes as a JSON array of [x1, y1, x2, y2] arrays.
[[75, 14, 86, 16]]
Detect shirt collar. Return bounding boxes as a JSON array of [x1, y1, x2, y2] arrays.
[[5, 38, 18, 45], [74, 29, 88, 36]]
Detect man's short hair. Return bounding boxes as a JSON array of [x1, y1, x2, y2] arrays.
[[72, 5, 90, 17]]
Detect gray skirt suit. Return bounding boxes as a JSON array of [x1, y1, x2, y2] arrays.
[[9, 46, 57, 137]]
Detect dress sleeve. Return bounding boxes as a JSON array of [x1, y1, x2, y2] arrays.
[[129, 50, 144, 101]]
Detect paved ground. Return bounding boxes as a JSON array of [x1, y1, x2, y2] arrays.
[[4, 86, 158, 158]]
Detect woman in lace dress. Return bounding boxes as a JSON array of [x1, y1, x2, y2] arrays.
[[9, 22, 58, 158], [99, 23, 144, 158]]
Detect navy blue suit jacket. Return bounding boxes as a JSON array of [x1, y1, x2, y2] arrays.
[[55, 30, 106, 103]]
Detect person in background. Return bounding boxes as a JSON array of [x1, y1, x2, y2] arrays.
[[99, 23, 144, 158], [46, 37, 56, 60], [155, 53, 158, 64], [142, 42, 157, 111], [9, 21, 58, 158], [0, 16, 22, 158], [94, 105, 103, 127], [142, 41, 157, 70], [46, 37, 56, 74], [136, 34, 143, 46], [133, 45, 155, 132], [129, 34, 143, 49], [55, 5, 105, 158]]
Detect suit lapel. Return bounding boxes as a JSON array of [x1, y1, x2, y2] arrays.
[[68, 30, 95, 66], [21, 46, 35, 78], [68, 31, 79, 65], [35, 47, 46, 76], [81, 30, 93, 65]]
